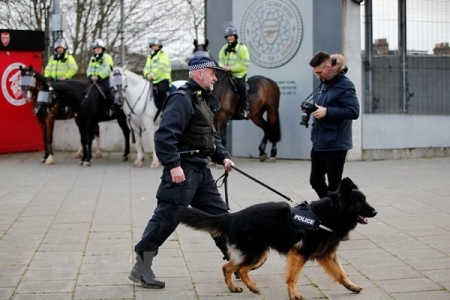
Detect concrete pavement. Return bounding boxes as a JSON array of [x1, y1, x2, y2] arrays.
[[0, 151, 449, 300]]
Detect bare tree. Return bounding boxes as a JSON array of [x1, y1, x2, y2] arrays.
[[0, 0, 205, 71]]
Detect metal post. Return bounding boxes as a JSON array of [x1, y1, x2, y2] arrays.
[[119, 0, 125, 66], [44, 3, 51, 67], [364, 0, 373, 113], [398, 0, 408, 113]]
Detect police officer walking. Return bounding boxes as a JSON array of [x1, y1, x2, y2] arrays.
[[128, 56, 235, 289]]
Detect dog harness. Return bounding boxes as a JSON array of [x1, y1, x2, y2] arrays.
[[291, 201, 333, 232]]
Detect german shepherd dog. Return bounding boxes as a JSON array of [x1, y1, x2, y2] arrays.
[[175, 177, 377, 300]]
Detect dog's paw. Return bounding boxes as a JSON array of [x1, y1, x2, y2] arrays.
[[289, 293, 303, 300], [248, 285, 260, 294], [348, 284, 362, 293], [228, 285, 243, 293]]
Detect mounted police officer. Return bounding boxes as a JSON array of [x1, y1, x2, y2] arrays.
[[129, 56, 235, 289], [143, 37, 172, 109], [44, 38, 78, 81], [218, 26, 250, 119], [86, 38, 115, 117]]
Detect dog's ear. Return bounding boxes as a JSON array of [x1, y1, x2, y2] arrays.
[[339, 178, 354, 199], [342, 177, 358, 190]]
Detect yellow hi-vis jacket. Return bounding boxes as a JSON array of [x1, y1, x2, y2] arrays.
[[44, 53, 78, 79], [218, 42, 250, 79], [143, 50, 172, 84], [86, 53, 114, 80]]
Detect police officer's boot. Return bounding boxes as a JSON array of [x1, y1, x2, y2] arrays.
[[107, 96, 116, 118], [128, 251, 165, 289], [240, 90, 249, 120]]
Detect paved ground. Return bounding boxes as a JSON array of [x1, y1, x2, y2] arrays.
[[0, 151, 449, 300]]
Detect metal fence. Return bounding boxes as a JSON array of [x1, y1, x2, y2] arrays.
[[362, 0, 450, 115]]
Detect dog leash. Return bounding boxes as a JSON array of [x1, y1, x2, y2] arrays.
[[216, 166, 333, 232]]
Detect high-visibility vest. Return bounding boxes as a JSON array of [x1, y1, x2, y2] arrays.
[[44, 53, 78, 79], [86, 53, 114, 79], [143, 50, 172, 84], [218, 42, 250, 79]]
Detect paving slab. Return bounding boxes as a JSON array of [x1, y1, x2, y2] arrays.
[[0, 152, 449, 299]]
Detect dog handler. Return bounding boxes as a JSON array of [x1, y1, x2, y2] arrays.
[[128, 56, 235, 289]]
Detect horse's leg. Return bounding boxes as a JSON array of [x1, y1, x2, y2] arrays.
[[44, 116, 56, 165], [267, 111, 281, 162], [133, 123, 145, 168], [37, 117, 49, 163], [75, 145, 83, 159], [75, 118, 87, 165], [93, 123, 102, 158], [82, 121, 95, 166], [149, 123, 160, 168], [249, 112, 270, 162], [116, 110, 130, 161]]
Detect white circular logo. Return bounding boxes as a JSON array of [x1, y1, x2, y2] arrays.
[[241, 0, 303, 69], [2, 62, 26, 106]]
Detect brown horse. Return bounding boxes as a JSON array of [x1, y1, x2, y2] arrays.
[[19, 66, 115, 164], [193, 40, 281, 161]]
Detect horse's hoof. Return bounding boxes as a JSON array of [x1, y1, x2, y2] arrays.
[[44, 159, 54, 165], [83, 161, 91, 167], [134, 160, 143, 167], [94, 152, 103, 158], [122, 155, 128, 162], [268, 157, 276, 162], [40, 157, 46, 163], [79, 160, 84, 166], [74, 153, 82, 159], [150, 162, 161, 168], [259, 154, 267, 162]]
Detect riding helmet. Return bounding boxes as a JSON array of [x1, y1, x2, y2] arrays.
[[148, 37, 162, 48], [224, 27, 238, 39], [54, 39, 67, 51], [92, 38, 106, 49]]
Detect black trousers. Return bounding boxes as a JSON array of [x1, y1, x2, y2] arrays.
[[309, 149, 348, 198], [98, 78, 114, 107], [134, 163, 229, 258], [154, 79, 171, 109], [236, 76, 248, 111]]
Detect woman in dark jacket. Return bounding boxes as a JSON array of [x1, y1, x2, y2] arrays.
[[308, 51, 360, 198]]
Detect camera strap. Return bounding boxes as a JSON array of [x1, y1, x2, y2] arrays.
[[303, 83, 322, 103]]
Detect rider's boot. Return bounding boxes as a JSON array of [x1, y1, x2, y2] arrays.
[[240, 88, 249, 120], [107, 96, 116, 118]]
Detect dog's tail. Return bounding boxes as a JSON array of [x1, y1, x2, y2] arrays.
[[175, 207, 229, 238]]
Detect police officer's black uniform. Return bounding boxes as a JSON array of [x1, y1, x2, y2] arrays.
[[130, 77, 230, 288]]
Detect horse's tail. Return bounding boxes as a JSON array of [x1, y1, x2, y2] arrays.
[[265, 77, 281, 143]]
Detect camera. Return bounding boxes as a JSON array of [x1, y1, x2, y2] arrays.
[[299, 101, 317, 128]]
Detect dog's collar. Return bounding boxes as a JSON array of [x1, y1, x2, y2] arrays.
[[319, 224, 333, 232]]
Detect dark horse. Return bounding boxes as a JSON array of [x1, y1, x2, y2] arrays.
[[19, 65, 102, 164], [49, 75, 130, 166], [193, 39, 281, 161]]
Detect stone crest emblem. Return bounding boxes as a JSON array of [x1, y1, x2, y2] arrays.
[[241, 0, 303, 69]]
